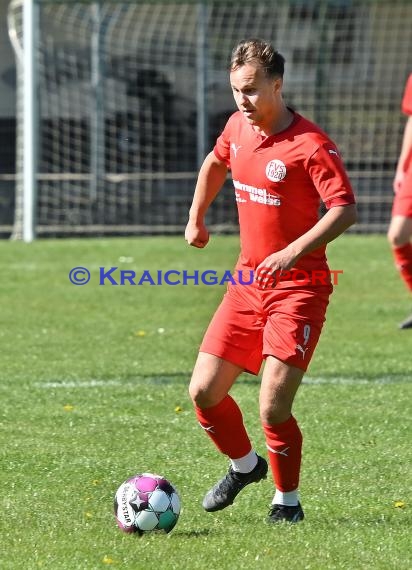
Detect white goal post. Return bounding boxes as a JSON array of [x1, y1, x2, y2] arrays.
[[7, 0, 412, 241]]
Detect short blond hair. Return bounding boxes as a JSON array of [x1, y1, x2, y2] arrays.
[[230, 38, 285, 79]]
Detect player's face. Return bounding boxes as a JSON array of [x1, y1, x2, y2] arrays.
[[230, 64, 282, 129]]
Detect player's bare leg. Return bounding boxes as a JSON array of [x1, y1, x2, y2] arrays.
[[189, 352, 242, 408], [387, 214, 412, 246], [189, 352, 268, 511], [387, 215, 412, 328], [260, 356, 305, 523]]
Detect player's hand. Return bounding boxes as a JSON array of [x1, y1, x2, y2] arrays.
[[185, 220, 210, 248], [393, 170, 405, 194], [255, 247, 298, 289]]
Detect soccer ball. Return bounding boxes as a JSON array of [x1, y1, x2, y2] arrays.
[[114, 473, 181, 535]]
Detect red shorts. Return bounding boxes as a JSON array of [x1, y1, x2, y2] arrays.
[[392, 167, 412, 218], [200, 281, 332, 374]]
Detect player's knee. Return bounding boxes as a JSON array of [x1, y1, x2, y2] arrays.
[[387, 228, 399, 246], [387, 224, 395, 243], [188, 381, 200, 404], [188, 381, 215, 408], [387, 224, 411, 247], [259, 401, 291, 425], [389, 234, 410, 247]]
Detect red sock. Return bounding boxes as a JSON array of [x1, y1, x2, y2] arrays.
[[393, 244, 412, 291], [195, 395, 252, 459], [263, 416, 302, 492]]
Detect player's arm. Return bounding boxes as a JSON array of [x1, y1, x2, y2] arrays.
[[284, 203, 357, 265], [185, 151, 228, 248], [256, 204, 357, 276], [394, 116, 412, 193]]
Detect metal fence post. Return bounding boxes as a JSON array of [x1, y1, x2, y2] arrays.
[[196, 1, 208, 169], [23, 0, 38, 242]]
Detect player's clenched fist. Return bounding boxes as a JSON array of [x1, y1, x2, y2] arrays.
[[185, 220, 209, 248]]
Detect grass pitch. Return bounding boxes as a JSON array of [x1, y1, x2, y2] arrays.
[[0, 234, 411, 570]]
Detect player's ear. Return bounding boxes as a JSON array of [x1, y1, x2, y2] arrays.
[[273, 77, 283, 94]]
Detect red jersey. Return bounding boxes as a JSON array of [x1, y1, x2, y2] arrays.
[[401, 74, 412, 115], [214, 110, 355, 280]]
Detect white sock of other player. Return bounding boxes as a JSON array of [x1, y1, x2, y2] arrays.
[[230, 450, 258, 473]]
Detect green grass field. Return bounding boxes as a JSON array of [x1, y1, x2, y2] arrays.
[[0, 234, 411, 570]]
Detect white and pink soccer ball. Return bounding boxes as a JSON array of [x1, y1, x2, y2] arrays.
[[114, 473, 181, 535]]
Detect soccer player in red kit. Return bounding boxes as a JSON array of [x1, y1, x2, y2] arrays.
[[387, 73, 412, 329], [185, 39, 357, 523]]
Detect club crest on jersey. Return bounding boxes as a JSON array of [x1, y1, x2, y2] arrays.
[[265, 159, 287, 182]]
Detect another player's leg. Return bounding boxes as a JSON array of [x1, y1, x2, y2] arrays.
[[260, 356, 305, 524], [189, 352, 268, 512], [387, 214, 412, 328]]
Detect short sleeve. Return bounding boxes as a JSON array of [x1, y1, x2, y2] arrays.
[[307, 143, 356, 209], [213, 114, 237, 168]]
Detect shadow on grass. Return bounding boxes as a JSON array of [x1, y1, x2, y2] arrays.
[[174, 528, 213, 538]]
